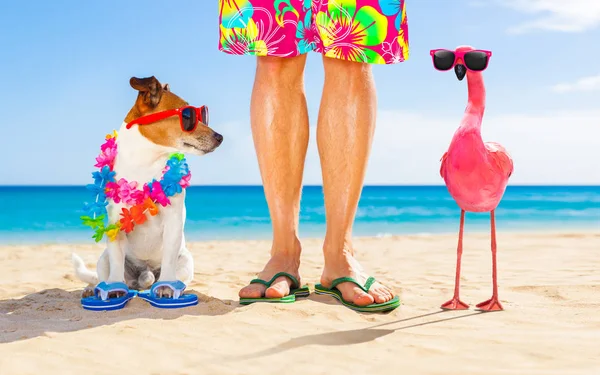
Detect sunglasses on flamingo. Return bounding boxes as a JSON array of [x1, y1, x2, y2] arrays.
[[126, 105, 209, 132], [430, 49, 492, 72]]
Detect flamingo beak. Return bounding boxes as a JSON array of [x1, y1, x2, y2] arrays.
[[455, 64, 466, 81]]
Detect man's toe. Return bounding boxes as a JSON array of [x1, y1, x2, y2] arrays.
[[372, 291, 389, 304], [350, 286, 375, 306], [239, 284, 265, 299], [265, 276, 292, 298], [369, 283, 394, 303], [384, 284, 395, 296]]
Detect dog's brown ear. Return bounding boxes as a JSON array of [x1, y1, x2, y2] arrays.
[[130, 76, 163, 108], [163, 83, 170, 92]]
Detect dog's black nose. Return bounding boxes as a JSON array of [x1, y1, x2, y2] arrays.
[[213, 132, 223, 145]]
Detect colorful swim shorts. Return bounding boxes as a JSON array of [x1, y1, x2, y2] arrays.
[[219, 0, 409, 65]]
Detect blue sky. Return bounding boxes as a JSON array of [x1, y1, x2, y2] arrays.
[[0, 0, 598, 185]]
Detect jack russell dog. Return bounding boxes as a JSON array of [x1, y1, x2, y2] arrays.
[[72, 76, 222, 310]]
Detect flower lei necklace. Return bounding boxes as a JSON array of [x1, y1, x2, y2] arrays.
[[81, 131, 191, 242]]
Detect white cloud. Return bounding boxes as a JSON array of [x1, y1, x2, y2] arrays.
[[197, 109, 600, 185], [552, 74, 600, 93], [365, 109, 600, 184], [499, 0, 600, 33]]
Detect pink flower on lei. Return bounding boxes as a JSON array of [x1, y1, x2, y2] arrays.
[[105, 181, 121, 203], [128, 189, 146, 206], [101, 137, 116, 152], [116, 179, 140, 205], [95, 137, 118, 170], [150, 181, 170, 207], [94, 147, 117, 170], [179, 173, 192, 189], [105, 179, 141, 205]]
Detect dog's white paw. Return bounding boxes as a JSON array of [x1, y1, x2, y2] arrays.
[[154, 286, 174, 299], [81, 286, 126, 299], [108, 291, 126, 298], [82, 286, 95, 298]]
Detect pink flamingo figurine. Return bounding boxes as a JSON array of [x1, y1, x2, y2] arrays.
[[431, 46, 514, 312]]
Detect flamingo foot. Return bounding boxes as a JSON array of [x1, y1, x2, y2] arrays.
[[441, 297, 469, 310], [476, 297, 503, 312]]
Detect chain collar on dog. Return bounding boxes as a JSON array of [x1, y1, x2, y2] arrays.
[[80, 131, 191, 242]]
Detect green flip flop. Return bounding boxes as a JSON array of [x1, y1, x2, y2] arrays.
[[314, 276, 400, 313], [239, 272, 310, 305]]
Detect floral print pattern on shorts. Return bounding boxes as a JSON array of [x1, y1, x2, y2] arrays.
[[219, 0, 409, 64]]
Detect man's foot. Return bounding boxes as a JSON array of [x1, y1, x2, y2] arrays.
[[321, 251, 395, 306], [239, 253, 301, 299]]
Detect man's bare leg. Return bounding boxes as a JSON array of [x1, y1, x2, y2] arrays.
[[317, 57, 395, 306], [239, 55, 309, 299]]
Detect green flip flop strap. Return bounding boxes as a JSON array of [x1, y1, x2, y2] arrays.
[[248, 272, 300, 289], [329, 276, 377, 293]]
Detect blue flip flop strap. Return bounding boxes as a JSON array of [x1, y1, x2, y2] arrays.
[[329, 276, 377, 293], [150, 280, 187, 299], [95, 281, 129, 301]]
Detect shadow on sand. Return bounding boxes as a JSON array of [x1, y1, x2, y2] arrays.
[[0, 288, 238, 343], [230, 310, 485, 361]]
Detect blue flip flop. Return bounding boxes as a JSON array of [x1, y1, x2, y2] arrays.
[[137, 280, 198, 309], [81, 281, 137, 311]]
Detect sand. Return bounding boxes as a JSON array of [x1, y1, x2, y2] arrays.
[[0, 231, 599, 375]]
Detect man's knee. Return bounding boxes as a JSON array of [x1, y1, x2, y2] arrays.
[[323, 56, 371, 80], [256, 55, 306, 83]]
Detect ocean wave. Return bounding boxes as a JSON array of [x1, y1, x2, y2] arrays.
[[302, 206, 326, 215], [497, 208, 600, 217], [356, 206, 457, 219], [31, 221, 73, 230], [502, 194, 600, 203], [362, 196, 390, 201], [361, 196, 456, 202], [187, 216, 271, 225]]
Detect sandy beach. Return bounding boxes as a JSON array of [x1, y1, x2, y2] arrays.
[[0, 231, 599, 375]]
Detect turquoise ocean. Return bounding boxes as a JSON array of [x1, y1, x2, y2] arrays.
[[0, 186, 598, 245]]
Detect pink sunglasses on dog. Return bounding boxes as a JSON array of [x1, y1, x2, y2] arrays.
[[430, 49, 492, 72]]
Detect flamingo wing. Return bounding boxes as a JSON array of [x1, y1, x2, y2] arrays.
[[485, 142, 514, 178], [440, 151, 448, 179]]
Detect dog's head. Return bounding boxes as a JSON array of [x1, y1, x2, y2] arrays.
[[124, 76, 223, 155]]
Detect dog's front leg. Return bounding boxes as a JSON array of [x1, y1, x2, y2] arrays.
[[92, 234, 129, 299], [106, 236, 127, 284], [103, 205, 128, 285], [155, 213, 185, 298]]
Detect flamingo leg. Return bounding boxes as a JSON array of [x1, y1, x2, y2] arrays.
[[476, 210, 504, 311], [441, 210, 469, 310]]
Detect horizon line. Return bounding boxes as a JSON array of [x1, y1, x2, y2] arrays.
[[1, 184, 599, 188]]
